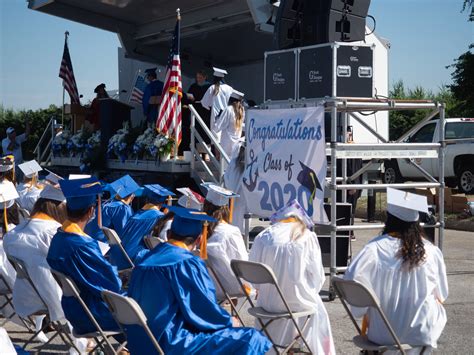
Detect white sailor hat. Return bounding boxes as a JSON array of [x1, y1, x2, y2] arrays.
[[387, 187, 429, 222], [270, 199, 314, 229], [40, 184, 66, 202], [0, 181, 19, 204], [213, 67, 228, 78], [201, 183, 239, 207], [18, 160, 42, 179], [231, 89, 245, 100]]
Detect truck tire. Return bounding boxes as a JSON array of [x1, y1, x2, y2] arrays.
[[458, 166, 474, 194], [383, 161, 402, 184]]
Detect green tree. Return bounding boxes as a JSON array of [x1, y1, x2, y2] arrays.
[[463, 0, 473, 21], [448, 49, 474, 117]]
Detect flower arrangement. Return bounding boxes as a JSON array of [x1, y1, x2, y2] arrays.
[[151, 134, 175, 159], [107, 123, 130, 162], [86, 130, 101, 151], [67, 127, 92, 157], [132, 127, 156, 159], [52, 130, 71, 157]]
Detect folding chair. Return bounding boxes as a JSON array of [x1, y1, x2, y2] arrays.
[[143, 236, 161, 250], [230, 260, 315, 354], [7, 256, 79, 352], [51, 270, 125, 355], [101, 290, 164, 355], [102, 227, 134, 272], [205, 259, 247, 326], [331, 277, 414, 355], [0, 274, 20, 326]]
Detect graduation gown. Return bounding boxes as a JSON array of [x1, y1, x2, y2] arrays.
[[85, 199, 133, 242], [126, 242, 271, 355], [0, 240, 16, 319], [47, 222, 122, 334], [249, 221, 336, 355], [109, 207, 164, 270], [3, 216, 64, 321], [207, 222, 248, 299], [16, 183, 42, 213], [201, 83, 234, 142], [142, 80, 164, 124], [344, 234, 448, 351], [224, 143, 246, 233], [212, 105, 244, 158]]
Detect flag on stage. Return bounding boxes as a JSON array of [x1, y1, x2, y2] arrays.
[[156, 12, 182, 146], [59, 35, 80, 104], [129, 72, 147, 105]]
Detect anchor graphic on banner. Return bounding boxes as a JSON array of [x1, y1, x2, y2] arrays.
[[243, 149, 259, 192]]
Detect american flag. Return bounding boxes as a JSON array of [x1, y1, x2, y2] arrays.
[[156, 15, 182, 146], [129, 73, 147, 105], [58, 36, 80, 104]]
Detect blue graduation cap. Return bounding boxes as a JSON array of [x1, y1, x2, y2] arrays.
[[59, 177, 102, 210], [109, 175, 140, 199], [168, 206, 216, 238], [142, 184, 175, 203]]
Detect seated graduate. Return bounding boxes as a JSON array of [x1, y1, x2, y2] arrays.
[[126, 206, 272, 355], [85, 174, 140, 242], [47, 177, 122, 335], [201, 183, 249, 299], [344, 188, 448, 354], [109, 184, 174, 269], [16, 160, 44, 214], [249, 199, 336, 355], [0, 158, 19, 231]]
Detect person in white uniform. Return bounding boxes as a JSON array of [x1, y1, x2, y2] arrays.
[[344, 187, 448, 355], [201, 67, 234, 144], [16, 160, 44, 214], [201, 183, 248, 300], [249, 199, 336, 355]]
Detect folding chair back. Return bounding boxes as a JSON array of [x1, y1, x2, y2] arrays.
[[331, 277, 408, 355], [102, 290, 164, 355], [101, 227, 134, 270], [230, 259, 277, 285]]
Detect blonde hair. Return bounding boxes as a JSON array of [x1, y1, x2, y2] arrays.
[[232, 101, 244, 131]]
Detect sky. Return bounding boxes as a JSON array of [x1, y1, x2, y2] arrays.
[[0, 0, 473, 110]]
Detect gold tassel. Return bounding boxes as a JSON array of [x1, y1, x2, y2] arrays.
[[200, 221, 209, 260], [229, 198, 235, 224], [97, 195, 102, 228], [3, 203, 8, 233]]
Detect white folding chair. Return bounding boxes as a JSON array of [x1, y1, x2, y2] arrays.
[[205, 259, 247, 327], [331, 277, 414, 355], [143, 236, 161, 250], [102, 227, 134, 272], [51, 270, 125, 355], [230, 260, 314, 354], [0, 274, 17, 325], [102, 290, 164, 355], [7, 256, 79, 352]]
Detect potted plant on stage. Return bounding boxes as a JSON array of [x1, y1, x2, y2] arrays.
[[153, 134, 175, 162], [68, 127, 92, 158], [133, 127, 156, 161], [107, 123, 130, 162], [52, 129, 71, 157]]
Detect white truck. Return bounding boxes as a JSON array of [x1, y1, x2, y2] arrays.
[[383, 118, 474, 194]]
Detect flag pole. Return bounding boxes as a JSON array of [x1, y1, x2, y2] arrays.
[[61, 31, 69, 127], [173, 8, 181, 161]]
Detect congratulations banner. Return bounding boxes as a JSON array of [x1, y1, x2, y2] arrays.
[[242, 106, 328, 223]]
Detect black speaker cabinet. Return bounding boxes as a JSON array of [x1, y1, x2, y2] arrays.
[[298, 42, 374, 99], [264, 48, 298, 102]]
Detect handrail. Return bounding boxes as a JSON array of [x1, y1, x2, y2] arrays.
[[33, 117, 55, 164], [33, 118, 54, 155]]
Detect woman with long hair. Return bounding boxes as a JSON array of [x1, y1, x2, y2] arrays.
[[213, 90, 245, 159], [345, 188, 448, 354]]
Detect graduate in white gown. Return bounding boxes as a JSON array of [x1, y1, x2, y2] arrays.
[[344, 188, 448, 355], [212, 89, 245, 159], [16, 160, 44, 214], [201, 67, 234, 143], [202, 183, 249, 299], [249, 200, 336, 355]]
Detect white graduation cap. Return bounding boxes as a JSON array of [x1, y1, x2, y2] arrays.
[[44, 169, 63, 185], [201, 183, 239, 207], [270, 199, 314, 229], [39, 184, 66, 202], [231, 89, 245, 100], [213, 67, 228, 78], [387, 187, 429, 222], [0, 181, 19, 204], [176, 187, 205, 211], [18, 160, 42, 179], [69, 174, 91, 180]]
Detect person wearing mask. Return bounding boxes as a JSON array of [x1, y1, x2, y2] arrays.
[[126, 206, 271, 354], [212, 89, 245, 159], [201, 67, 234, 147], [201, 183, 248, 300], [250, 200, 336, 355], [88, 83, 109, 130], [47, 177, 122, 335], [344, 188, 448, 354], [142, 68, 164, 126], [2, 120, 30, 166], [85, 175, 140, 242], [109, 184, 173, 270]]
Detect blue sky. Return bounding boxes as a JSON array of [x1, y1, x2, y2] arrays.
[[1, 0, 473, 110]]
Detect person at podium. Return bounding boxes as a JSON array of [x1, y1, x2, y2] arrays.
[[88, 83, 109, 130], [142, 68, 164, 127]]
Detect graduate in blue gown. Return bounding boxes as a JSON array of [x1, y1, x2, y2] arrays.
[[142, 68, 164, 125], [109, 184, 174, 270], [47, 177, 122, 334], [85, 175, 140, 242], [126, 206, 271, 355]]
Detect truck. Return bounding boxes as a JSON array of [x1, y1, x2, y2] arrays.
[[383, 118, 474, 194]]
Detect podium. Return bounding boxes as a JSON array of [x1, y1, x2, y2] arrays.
[[98, 98, 133, 148], [64, 104, 90, 133]]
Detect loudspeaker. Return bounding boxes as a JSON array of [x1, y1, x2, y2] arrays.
[[275, 0, 371, 49]]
